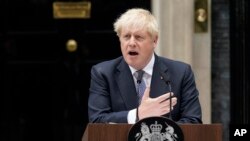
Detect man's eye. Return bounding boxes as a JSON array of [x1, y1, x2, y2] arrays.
[[123, 35, 131, 40], [135, 36, 143, 40]]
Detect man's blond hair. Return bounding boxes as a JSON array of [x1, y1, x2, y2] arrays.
[[113, 8, 159, 38]]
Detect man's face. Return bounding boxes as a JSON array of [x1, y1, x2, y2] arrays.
[[119, 27, 157, 70]]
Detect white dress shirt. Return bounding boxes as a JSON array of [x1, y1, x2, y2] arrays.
[[127, 54, 155, 123]]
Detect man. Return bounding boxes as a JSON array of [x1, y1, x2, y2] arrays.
[[88, 8, 202, 124]]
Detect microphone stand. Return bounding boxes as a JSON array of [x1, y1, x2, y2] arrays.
[[167, 81, 172, 120], [160, 72, 172, 120]]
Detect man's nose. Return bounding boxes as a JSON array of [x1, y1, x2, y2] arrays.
[[128, 37, 136, 46]]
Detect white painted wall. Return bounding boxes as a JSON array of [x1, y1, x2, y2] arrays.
[[152, 0, 211, 124]]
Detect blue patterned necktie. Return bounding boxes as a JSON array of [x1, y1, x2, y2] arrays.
[[135, 70, 146, 104]]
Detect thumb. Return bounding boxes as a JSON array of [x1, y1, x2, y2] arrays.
[[141, 87, 150, 101]]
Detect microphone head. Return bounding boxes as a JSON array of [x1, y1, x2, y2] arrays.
[[136, 70, 144, 84], [160, 72, 170, 84]]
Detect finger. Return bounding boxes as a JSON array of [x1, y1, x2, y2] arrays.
[[171, 97, 177, 106], [160, 104, 175, 114], [157, 92, 174, 103], [159, 97, 177, 107]]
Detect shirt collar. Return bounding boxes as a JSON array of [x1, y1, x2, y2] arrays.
[[129, 54, 155, 76]]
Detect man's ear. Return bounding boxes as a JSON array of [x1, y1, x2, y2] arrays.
[[153, 35, 158, 47]]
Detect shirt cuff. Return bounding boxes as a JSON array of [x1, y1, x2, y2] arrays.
[[127, 108, 137, 124]]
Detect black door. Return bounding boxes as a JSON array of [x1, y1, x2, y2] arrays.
[[0, 0, 150, 141]]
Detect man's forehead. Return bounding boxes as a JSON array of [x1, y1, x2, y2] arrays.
[[121, 27, 148, 34]]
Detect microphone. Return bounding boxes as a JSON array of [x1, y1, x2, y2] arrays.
[[136, 70, 144, 84], [160, 72, 170, 85], [160, 72, 173, 120]]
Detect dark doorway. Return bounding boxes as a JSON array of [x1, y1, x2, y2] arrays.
[[230, 0, 250, 140], [0, 1, 150, 141]]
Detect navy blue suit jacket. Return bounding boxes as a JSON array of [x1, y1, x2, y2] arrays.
[[88, 55, 202, 123]]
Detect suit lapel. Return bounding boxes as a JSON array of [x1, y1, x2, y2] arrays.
[[115, 59, 139, 109], [150, 56, 170, 97]]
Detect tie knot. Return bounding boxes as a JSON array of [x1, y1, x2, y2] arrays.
[[135, 70, 145, 84]]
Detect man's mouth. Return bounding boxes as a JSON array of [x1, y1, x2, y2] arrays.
[[128, 51, 139, 56]]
